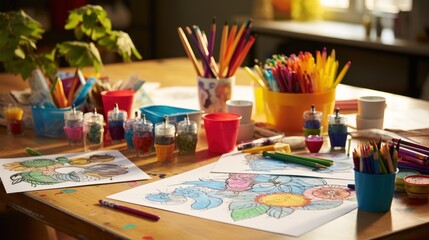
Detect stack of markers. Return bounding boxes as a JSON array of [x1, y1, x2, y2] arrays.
[[245, 48, 351, 93], [352, 140, 398, 174], [392, 138, 429, 174]]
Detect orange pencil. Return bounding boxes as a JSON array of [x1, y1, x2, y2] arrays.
[[227, 34, 256, 77], [54, 77, 68, 108], [67, 69, 79, 105], [221, 21, 238, 77], [223, 20, 250, 77]]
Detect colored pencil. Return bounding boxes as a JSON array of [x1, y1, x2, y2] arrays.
[[262, 151, 327, 168], [177, 27, 202, 76], [99, 200, 160, 221], [332, 61, 351, 88], [272, 151, 334, 167], [227, 34, 256, 77], [185, 26, 217, 78], [218, 21, 228, 78]]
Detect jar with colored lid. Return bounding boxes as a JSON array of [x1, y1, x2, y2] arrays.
[[64, 104, 84, 146], [177, 114, 198, 155], [303, 104, 322, 136], [154, 116, 176, 162], [328, 108, 348, 149], [132, 113, 154, 157], [83, 108, 104, 151], [107, 103, 127, 143]]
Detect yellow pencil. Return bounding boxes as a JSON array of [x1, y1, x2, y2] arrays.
[[244, 66, 268, 90], [333, 61, 351, 88], [218, 21, 229, 79]]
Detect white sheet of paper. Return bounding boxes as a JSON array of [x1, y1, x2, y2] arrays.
[[0, 150, 150, 193], [211, 152, 355, 180], [109, 163, 357, 237]]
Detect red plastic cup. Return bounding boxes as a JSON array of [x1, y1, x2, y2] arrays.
[[101, 90, 135, 120], [203, 112, 241, 154]]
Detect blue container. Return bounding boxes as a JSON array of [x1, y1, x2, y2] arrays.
[[31, 104, 83, 138], [140, 105, 204, 127], [354, 170, 397, 212]]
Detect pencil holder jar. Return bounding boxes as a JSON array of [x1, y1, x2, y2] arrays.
[[197, 76, 234, 113], [263, 89, 336, 135]]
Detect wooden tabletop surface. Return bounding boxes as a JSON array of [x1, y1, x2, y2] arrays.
[[0, 58, 429, 240]]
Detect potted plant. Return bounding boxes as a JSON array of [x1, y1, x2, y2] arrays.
[[0, 4, 142, 104], [0, 5, 142, 138]]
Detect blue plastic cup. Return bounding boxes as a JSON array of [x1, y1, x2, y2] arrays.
[[354, 169, 397, 212]]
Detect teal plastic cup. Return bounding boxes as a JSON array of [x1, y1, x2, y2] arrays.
[[354, 169, 397, 212]]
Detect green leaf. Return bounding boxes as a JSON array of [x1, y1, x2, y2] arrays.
[[231, 205, 269, 221], [56, 41, 102, 71], [97, 31, 142, 61], [14, 47, 25, 59]]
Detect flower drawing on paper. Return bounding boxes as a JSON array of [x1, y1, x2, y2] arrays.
[[3, 154, 128, 187], [145, 173, 355, 221]]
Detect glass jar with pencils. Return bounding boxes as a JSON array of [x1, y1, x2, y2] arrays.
[[197, 76, 234, 113], [177, 18, 256, 113]]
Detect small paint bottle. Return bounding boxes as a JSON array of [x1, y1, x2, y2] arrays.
[[83, 108, 104, 151], [64, 104, 83, 146], [328, 108, 348, 149], [107, 103, 127, 144], [132, 113, 154, 157], [154, 116, 176, 162], [4, 104, 24, 136], [177, 114, 198, 155], [124, 111, 139, 151], [303, 104, 322, 137]]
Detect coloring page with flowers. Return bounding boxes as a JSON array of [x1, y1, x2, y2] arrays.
[[0, 150, 150, 193], [108, 163, 357, 237], [211, 152, 355, 180]]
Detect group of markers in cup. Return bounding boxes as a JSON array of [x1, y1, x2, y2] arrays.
[[63, 103, 198, 162]]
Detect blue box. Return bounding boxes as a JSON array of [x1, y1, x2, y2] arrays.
[[140, 105, 204, 127], [31, 104, 83, 138]]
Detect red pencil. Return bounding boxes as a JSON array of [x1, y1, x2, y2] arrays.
[[99, 199, 160, 221]]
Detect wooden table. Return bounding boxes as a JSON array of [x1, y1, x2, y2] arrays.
[[1, 58, 429, 239]]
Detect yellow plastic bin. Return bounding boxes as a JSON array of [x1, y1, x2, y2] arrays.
[[263, 89, 336, 135]]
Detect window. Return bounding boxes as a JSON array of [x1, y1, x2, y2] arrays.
[[320, 0, 412, 23]]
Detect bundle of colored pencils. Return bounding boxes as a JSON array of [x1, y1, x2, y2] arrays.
[[177, 18, 256, 79], [245, 48, 351, 93], [352, 140, 398, 174], [391, 138, 429, 174]]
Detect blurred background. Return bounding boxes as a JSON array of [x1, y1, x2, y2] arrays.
[[1, 0, 428, 99]]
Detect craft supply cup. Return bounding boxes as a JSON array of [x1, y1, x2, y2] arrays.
[[354, 169, 397, 212], [357, 96, 386, 119], [197, 76, 234, 113], [101, 90, 135, 120], [236, 121, 255, 143], [263, 89, 336, 134], [356, 116, 384, 130], [203, 112, 241, 153], [226, 99, 253, 124]]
